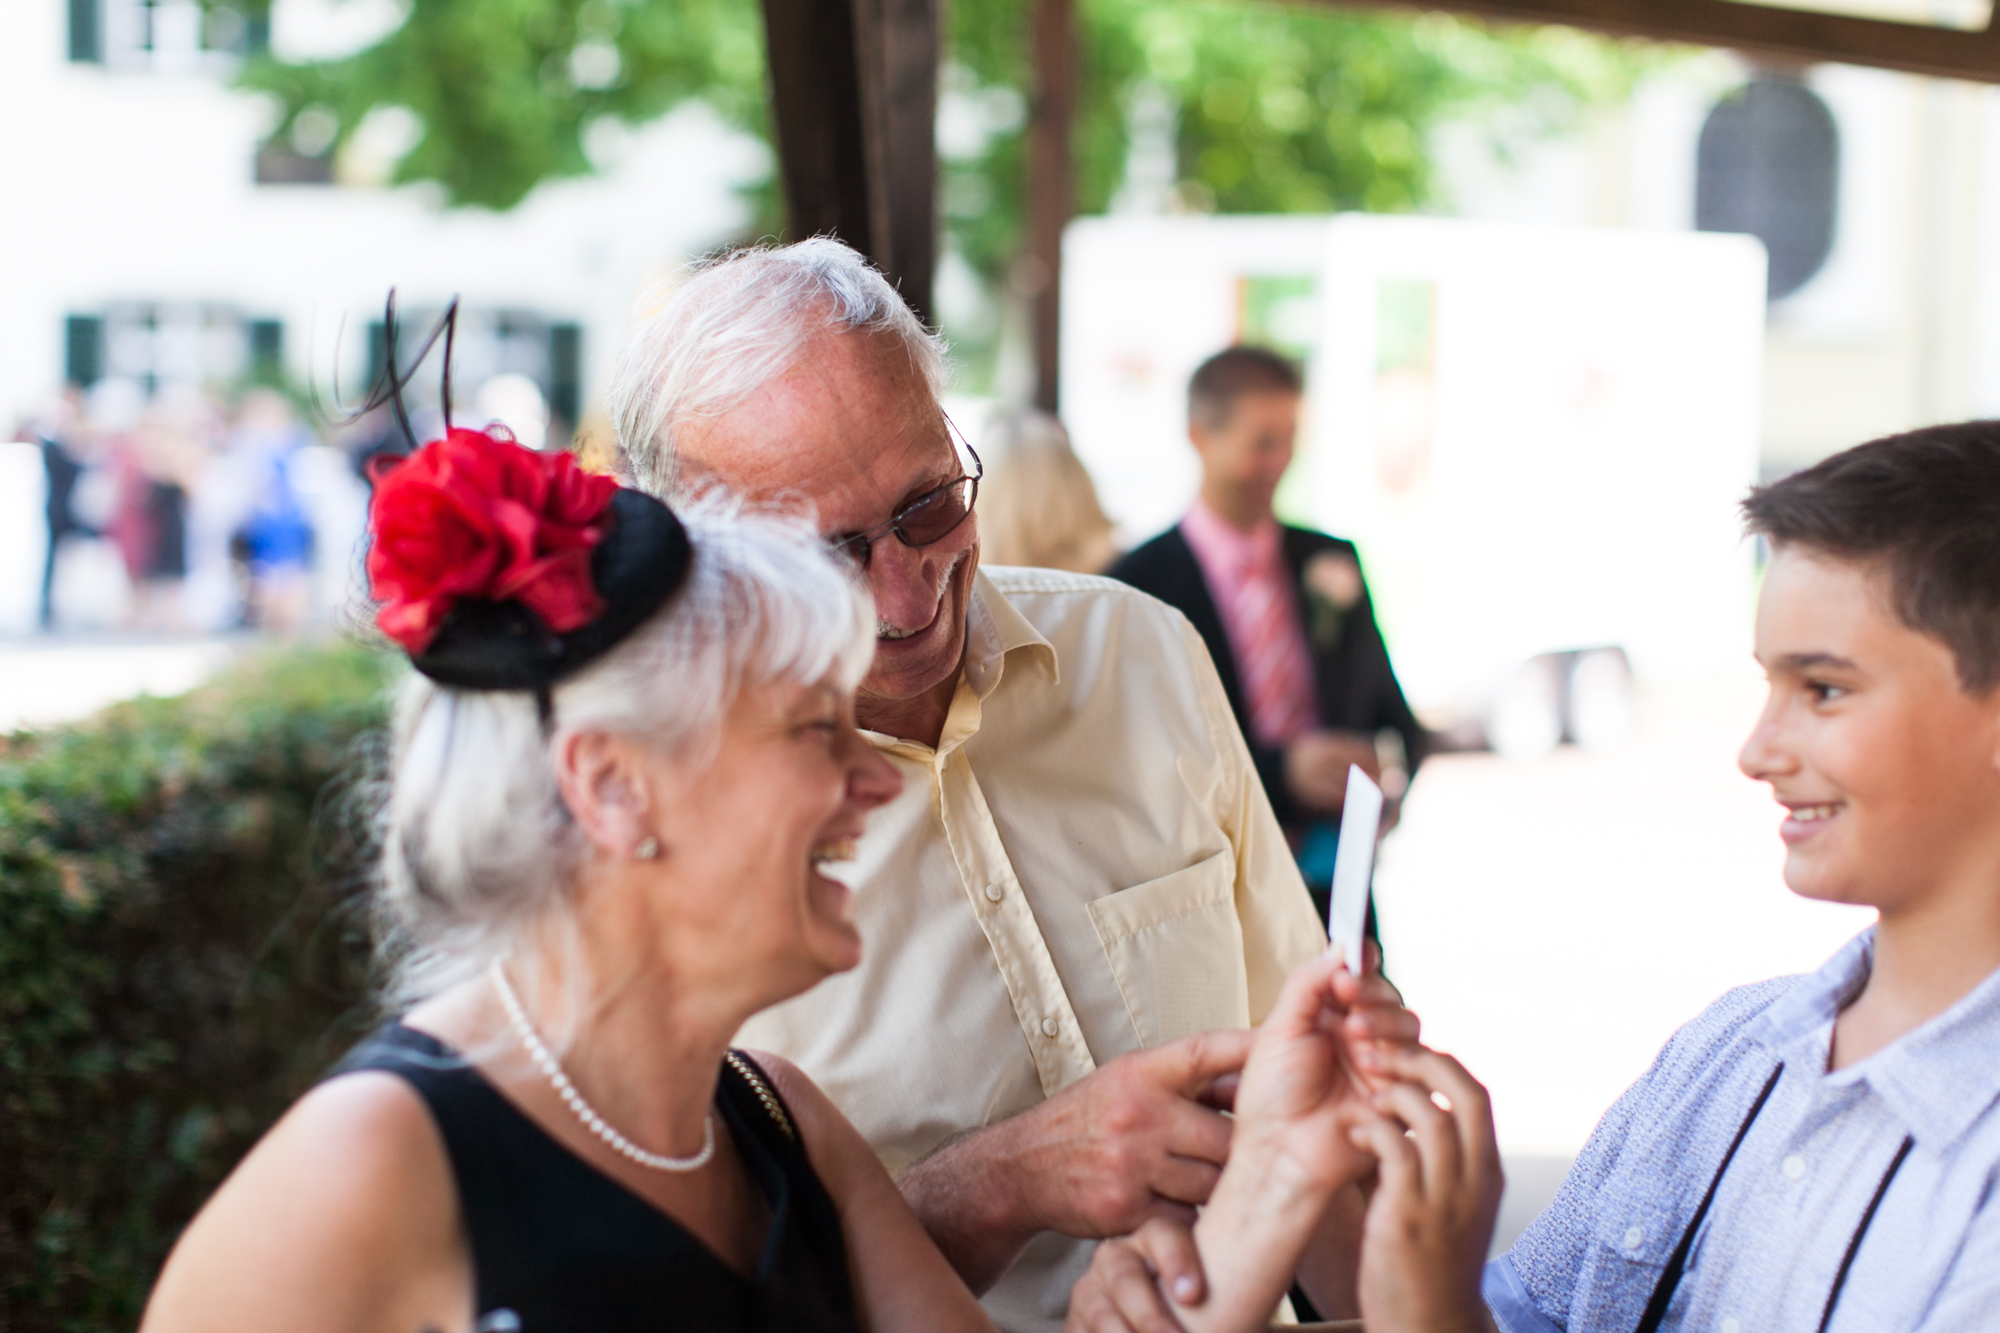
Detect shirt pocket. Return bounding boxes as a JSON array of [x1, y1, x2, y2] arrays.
[[1087, 849, 1249, 1047]]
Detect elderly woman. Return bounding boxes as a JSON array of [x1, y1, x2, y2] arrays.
[[140, 426, 998, 1332]]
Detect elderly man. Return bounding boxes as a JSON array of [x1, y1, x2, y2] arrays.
[[611, 239, 1398, 1331]]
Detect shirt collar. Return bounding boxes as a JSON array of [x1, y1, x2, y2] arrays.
[[1180, 497, 1282, 572], [1744, 930, 1873, 1056], [962, 568, 1058, 694], [1748, 927, 2000, 1149]]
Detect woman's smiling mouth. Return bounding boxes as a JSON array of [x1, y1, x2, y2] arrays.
[[810, 837, 858, 866]]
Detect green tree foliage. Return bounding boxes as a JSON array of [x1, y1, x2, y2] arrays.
[[236, 0, 767, 212], [229, 0, 1659, 370], [943, 3, 1655, 287], [0, 646, 395, 1329]]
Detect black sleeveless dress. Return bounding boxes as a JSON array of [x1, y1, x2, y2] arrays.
[[330, 1023, 861, 1333]]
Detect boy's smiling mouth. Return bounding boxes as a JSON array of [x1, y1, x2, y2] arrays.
[[1779, 800, 1843, 842]]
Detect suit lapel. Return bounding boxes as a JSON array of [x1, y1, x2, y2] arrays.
[[1160, 526, 1249, 723]]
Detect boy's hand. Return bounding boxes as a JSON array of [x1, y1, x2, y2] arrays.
[[1064, 1217, 1203, 1333], [1346, 1047, 1504, 1333]]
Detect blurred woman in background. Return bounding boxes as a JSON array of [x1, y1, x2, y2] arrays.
[[975, 409, 1119, 574]]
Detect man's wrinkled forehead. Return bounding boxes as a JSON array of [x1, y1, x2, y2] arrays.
[[674, 327, 953, 512]]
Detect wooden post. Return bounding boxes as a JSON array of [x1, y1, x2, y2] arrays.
[[1350, 0, 2000, 84], [760, 0, 938, 322], [1024, 0, 1076, 413]]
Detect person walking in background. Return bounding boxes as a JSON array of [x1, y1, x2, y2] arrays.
[[1109, 346, 1425, 914], [976, 410, 1119, 574], [30, 389, 90, 630], [230, 389, 316, 635], [125, 389, 212, 633]]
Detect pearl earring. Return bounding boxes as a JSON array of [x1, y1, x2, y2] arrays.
[[634, 836, 660, 861]]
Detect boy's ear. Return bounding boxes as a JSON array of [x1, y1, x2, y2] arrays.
[[552, 728, 652, 859]]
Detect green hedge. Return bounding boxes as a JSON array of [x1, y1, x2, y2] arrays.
[[0, 645, 399, 1331]]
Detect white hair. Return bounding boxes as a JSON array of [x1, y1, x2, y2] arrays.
[[375, 492, 874, 1011], [608, 237, 949, 501]]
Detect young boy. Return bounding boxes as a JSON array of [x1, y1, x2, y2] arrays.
[[1066, 423, 2000, 1333], [1465, 421, 2000, 1331]]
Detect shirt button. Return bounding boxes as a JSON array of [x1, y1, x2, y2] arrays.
[[1721, 1319, 1742, 1333], [984, 882, 1004, 902], [1622, 1227, 1643, 1251], [1782, 1155, 1807, 1181], [1041, 1017, 1060, 1037]]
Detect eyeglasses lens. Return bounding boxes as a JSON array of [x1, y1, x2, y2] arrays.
[[899, 478, 976, 544], [839, 476, 978, 570]]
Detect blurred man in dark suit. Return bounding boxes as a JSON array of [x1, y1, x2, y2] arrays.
[[1109, 346, 1425, 909]]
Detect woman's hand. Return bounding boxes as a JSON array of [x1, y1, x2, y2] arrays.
[[1341, 939, 1423, 1079], [1150, 955, 1396, 1333], [1057, 951, 1428, 1333], [1228, 952, 1397, 1195], [1346, 1047, 1503, 1333], [1063, 1218, 1204, 1333]]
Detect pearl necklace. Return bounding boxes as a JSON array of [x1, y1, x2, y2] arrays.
[[489, 958, 716, 1172]]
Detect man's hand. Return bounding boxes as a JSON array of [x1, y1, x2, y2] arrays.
[[1063, 1217, 1204, 1333], [898, 1029, 1254, 1293], [1346, 1047, 1504, 1333], [1284, 731, 1381, 814]]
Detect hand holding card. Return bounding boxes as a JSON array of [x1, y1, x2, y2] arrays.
[[1326, 765, 1383, 975]]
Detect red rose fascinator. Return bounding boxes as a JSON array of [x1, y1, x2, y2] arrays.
[[358, 295, 690, 692]]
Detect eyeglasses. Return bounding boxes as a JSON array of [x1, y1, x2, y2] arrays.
[[830, 438, 983, 570]]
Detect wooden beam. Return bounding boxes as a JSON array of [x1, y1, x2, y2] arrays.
[[1025, 0, 1077, 413], [760, 0, 939, 321], [854, 0, 940, 322], [761, 0, 872, 248], [1349, 0, 2000, 84]]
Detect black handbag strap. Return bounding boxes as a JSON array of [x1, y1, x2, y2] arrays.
[[1635, 1061, 1914, 1333], [1634, 1064, 1785, 1333], [1816, 1134, 1914, 1333]]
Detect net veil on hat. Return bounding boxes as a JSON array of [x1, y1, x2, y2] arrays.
[[358, 295, 691, 691]]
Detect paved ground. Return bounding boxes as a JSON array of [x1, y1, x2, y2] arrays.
[[0, 634, 245, 732]]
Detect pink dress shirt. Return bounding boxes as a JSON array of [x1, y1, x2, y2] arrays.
[[1179, 499, 1320, 749]]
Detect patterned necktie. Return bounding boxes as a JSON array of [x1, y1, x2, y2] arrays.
[[1234, 548, 1316, 748]]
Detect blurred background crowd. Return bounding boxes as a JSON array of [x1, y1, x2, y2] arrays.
[[22, 384, 362, 637], [13, 377, 557, 638]]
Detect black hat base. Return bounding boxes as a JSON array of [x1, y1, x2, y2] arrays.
[[410, 489, 692, 692]]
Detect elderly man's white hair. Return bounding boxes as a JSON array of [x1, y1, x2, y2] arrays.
[[610, 238, 949, 500]]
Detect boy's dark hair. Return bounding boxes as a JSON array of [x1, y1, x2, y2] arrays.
[[1188, 345, 1302, 431], [1742, 421, 2000, 692]]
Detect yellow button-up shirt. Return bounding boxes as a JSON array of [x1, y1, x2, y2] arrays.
[[736, 567, 1325, 1333]]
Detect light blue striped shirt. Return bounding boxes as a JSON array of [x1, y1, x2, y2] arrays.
[[1485, 930, 2000, 1332]]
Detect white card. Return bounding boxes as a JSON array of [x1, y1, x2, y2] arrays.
[[1327, 765, 1383, 974]]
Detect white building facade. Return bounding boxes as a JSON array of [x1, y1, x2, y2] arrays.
[[0, 0, 761, 435]]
